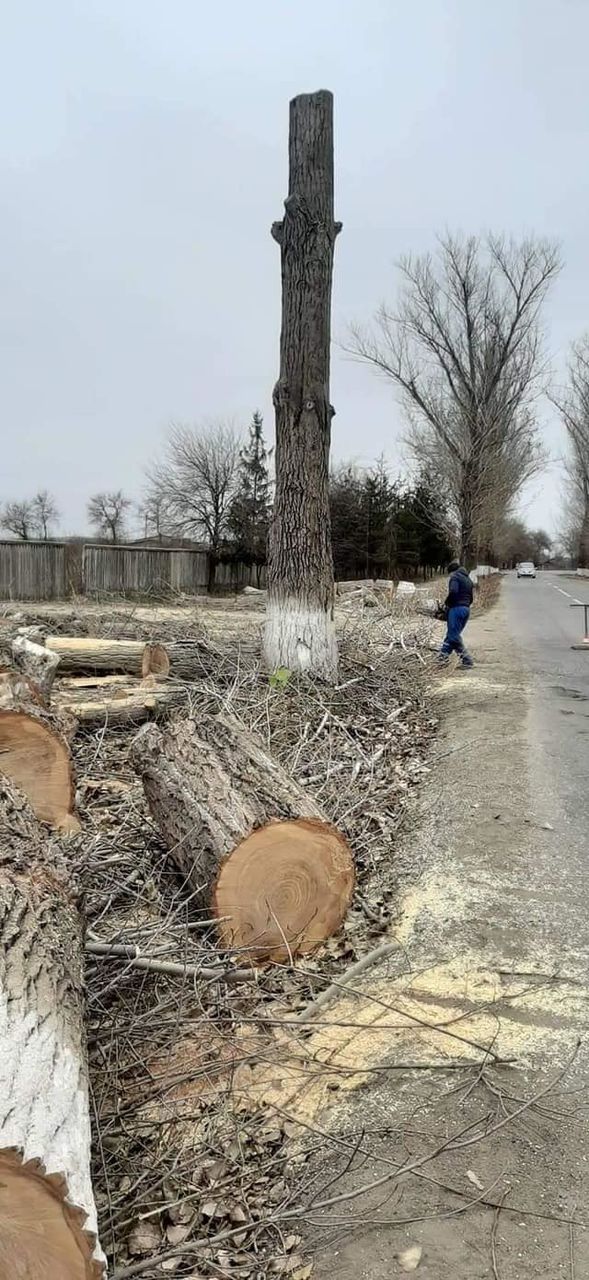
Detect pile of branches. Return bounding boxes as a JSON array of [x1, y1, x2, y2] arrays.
[[69, 604, 438, 1277]]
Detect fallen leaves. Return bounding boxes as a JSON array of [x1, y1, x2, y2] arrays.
[[127, 1218, 162, 1257]]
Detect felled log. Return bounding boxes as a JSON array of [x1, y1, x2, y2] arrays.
[[0, 776, 105, 1277], [0, 672, 79, 832], [165, 638, 218, 681], [45, 636, 170, 678], [61, 685, 187, 729], [131, 714, 355, 961], [12, 634, 61, 704], [336, 579, 375, 595]]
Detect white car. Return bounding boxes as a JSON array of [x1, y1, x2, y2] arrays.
[[517, 561, 536, 578]]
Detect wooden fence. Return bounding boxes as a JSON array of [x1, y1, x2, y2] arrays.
[[82, 545, 210, 596], [0, 540, 67, 601], [0, 541, 265, 601]]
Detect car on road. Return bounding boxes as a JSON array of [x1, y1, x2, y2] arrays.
[[517, 561, 536, 579]]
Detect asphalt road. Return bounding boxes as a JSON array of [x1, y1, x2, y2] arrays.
[[505, 570, 589, 861]]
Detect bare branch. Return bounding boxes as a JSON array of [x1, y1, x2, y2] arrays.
[[551, 334, 589, 567], [146, 422, 241, 564], [87, 490, 133, 543], [349, 232, 560, 563]]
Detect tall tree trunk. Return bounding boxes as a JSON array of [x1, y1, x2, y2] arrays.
[[579, 486, 589, 569], [460, 510, 477, 569], [0, 777, 104, 1278], [263, 89, 342, 678]]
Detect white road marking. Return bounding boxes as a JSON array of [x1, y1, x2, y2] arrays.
[[554, 586, 571, 597]]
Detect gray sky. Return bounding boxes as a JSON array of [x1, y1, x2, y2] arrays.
[[2, 0, 587, 536]]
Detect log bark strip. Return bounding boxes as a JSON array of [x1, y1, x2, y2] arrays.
[[165, 638, 218, 681], [46, 636, 170, 678], [131, 714, 355, 961], [0, 778, 104, 1277], [0, 672, 79, 832], [63, 685, 186, 729], [263, 90, 341, 678], [12, 634, 61, 704]]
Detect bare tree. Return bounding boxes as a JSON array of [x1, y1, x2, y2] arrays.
[[87, 490, 132, 542], [147, 423, 240, 589], [137, 491, 173, 544], [0, 500, 35, 540], [351, 234, 560, 565], [31, 490, 60, 539], [551, 335, 589, 568], [264, 90, 341, 677]]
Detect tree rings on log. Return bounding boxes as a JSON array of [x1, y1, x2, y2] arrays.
[[0, 710, 78, 832], [0, 695, 79, 832], [213, 817, 354, 962], [0, 1151, 103, 1279]]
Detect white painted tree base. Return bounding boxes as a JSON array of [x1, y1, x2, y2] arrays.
[[263, 599, 338, 678], [0, 999, 104, 1273]]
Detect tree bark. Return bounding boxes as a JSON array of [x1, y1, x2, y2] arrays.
[[130, 713, 354, 961], [45, 637, 170, 678], [579, 487, 589, 569], [61, 685, 187, 729], [263, 89, 341, 679], [11, 634, 61, 705], [0, 673, 79, 832], [0, 777, 104, 1278], [165, 638, 218, 681]]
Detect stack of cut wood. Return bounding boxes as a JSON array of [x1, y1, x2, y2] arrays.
[[0, 624, 221, 731]]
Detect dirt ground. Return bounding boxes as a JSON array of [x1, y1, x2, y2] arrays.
[[290, 594, 589, 1280]]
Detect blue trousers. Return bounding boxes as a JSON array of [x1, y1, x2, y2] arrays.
[[440, 606, 472, 664]]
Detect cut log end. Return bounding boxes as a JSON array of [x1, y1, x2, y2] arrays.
[[141, 643, 170, 679], [213, 817, 355, 962], [0, 709, 77, 830], [0, 1150, 103, 1279]]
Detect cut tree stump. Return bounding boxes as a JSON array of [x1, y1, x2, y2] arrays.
[[0, 777, 104, 1278], [45, 636, 170, 678], [131, 714, 355, 961], [0, 673, 79, 832]]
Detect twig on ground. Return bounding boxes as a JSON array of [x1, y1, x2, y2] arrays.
[[85, 938, 254, 982], [491, 1189, 510, 1280]]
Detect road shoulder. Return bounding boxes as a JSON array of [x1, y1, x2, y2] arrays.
[[304, 593, 589, 1279]]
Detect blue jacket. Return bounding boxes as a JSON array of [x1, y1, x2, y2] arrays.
[[445, 566, 473, 609]]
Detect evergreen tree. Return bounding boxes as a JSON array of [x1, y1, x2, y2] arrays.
[[229, 412, 271, 579], [329, 466, 367, 579], [329, 461, 453, 580], [362, 457, 398, 578], [404, 477, 454, 576]]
